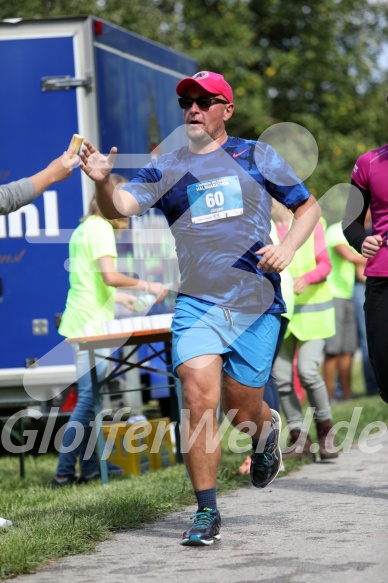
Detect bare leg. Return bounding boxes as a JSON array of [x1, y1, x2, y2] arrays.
[[221, 373, 270, 443], [338, 353, 354, 399], [177, 355, 222, 491], [223, 372, 282, 489], [323, 354, 338, 399]]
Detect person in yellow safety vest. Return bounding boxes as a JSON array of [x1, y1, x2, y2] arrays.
[[239, 214, 294, 475], [273, 216, 339, 461]]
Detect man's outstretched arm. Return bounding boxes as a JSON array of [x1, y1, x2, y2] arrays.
[[80, 140, 141, 218]]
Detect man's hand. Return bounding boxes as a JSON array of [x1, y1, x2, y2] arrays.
[[257, 195, 320, 274], [79, 140, 117, 183], [255, 242, 295, 274], [362, 235, 382, 258]]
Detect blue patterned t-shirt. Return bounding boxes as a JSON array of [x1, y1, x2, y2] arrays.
[[126, 136, 310, 314]]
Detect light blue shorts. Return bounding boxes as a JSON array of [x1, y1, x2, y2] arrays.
[[171, 295, 281, 388]]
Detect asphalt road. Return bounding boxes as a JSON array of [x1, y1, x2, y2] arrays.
[[10, 429, 388, 583]]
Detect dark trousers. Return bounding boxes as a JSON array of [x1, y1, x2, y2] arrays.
[[365, 277, 388, 403], [263, 315, 289, 412]]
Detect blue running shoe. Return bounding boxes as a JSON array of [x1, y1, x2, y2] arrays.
[[181, 508, 221, 546], [251, 409, 282, 488]]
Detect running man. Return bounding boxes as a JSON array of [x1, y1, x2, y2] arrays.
[[80, 71, 321, 545]]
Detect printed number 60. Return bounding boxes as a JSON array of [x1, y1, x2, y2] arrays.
[[205, 191, 225, 208]]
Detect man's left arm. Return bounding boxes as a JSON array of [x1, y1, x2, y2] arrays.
[[256, 195, 321, 273]]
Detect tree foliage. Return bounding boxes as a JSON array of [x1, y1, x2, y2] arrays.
[[178, 0, 388, 211], [1, 0, 388, 213]]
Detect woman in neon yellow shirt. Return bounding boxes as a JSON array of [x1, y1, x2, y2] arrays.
[[53, 175, 166, 485]]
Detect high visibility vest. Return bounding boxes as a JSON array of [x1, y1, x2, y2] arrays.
[[286, 220, 335, 341]]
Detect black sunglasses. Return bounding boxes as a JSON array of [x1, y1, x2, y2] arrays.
[[178, 96, 229, 110]]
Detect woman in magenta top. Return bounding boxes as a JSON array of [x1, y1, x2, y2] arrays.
[[343, 141, 388, 403]]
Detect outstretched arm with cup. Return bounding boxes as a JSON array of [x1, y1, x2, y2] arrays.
[[0, 149, 78, 216]]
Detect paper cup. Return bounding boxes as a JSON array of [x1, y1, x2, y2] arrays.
[[165, 313, 174, 327], [152, 314, 165, 329], [83, 323, 95, 337], [120, 318, 134, 333], [148, 315, 159, 329], [106, 320, 121, 334], [131, 317, 143, 331], [142, 316, 152, 330], [160, 313, 173, 328], [101, 321, 109, 335]]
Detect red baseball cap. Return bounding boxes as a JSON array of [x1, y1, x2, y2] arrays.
[[176, 71, 233, 103]]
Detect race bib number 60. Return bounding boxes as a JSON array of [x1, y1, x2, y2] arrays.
[[187, 175, 243, 224]]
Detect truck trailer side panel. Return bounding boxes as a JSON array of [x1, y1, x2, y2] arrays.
[[0, 17, 196, 403]]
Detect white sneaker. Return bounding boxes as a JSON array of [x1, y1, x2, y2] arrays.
[[0, 517, 12, 527]]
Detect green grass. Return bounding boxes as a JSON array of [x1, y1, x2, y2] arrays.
[[1, 370, 387, 579], [0, 446, 250, 579]]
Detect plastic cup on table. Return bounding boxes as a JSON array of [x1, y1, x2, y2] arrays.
[[142, 316, 152, 330], [160, 313, 173, 329], [152, 314, 165, 329], [120, 318, 134, 333], [83, 322, 104, 336], [101, 321, 109, 335], [131, 317, 143, 332], [83, 323, 95, 337], [148, 314, 159, 329], [106, 320, 121, 335], [165, 313, 174, 328]]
